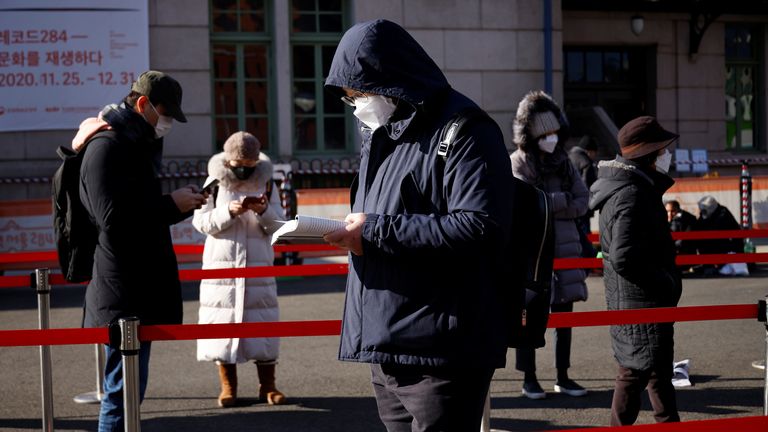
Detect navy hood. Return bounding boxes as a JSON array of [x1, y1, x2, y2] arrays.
[[324, 19, 450, 107]]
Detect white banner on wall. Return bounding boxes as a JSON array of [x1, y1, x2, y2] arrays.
[[0, 0, 148, 132]]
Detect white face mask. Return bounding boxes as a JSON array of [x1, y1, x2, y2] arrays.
[[143, 102, 174, 138], [655, 148, 672, 174], [353, 95, 397, 131], [537, 134, 558, 153]]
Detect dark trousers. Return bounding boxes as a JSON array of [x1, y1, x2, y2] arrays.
[[515, 302, 574, 373], [610, 365, 680, 426], [370, 363, 495, 432]]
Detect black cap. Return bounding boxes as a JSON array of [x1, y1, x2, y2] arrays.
[[131, 71, 187, 123], [618, 116, 678, 159]]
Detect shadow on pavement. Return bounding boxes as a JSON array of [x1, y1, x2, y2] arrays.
[[140, 396, 384, 432], [0, 418, 94, 431]]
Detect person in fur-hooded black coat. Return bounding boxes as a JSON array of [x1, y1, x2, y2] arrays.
[[509, 90, 590, 399]]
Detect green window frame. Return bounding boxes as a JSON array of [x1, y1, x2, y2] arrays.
[[290, 0, 352, 155], [725, 24, 763, 151], [210, 0, 274, 151]]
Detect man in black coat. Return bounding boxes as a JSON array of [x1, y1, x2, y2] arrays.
[[589, 116, 682, 426], [323, 20, 517, 431], [76, 71, 206, 431], [665, 199, 697, 256]]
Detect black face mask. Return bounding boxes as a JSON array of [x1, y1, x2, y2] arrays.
[[230, 166, 256, 180]]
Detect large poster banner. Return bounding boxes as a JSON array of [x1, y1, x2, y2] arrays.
[[0, 0, 148, 132]]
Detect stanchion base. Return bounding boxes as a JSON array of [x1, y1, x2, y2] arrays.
[[73, 391, 102, 404]]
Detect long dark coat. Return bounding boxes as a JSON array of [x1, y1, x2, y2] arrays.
[[79, 104, 187, 328], [589, 157, 682, 370]]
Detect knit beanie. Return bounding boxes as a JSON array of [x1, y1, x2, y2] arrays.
[[529, 111, 560, 139], [223, 131, 260, 160]]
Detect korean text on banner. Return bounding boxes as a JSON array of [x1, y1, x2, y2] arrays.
[[0, 0, 149, 132]]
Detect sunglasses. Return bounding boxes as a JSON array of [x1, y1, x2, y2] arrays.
[[340, 91, 368, 107]]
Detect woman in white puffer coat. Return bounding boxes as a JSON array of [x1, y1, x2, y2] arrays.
[[192, 131, 287, 408]]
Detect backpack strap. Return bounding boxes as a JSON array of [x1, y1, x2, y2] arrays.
[[437, 107, 488, 162]]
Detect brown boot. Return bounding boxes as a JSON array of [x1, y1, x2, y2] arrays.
[[217, 363, 238, 407], [257, 363, 286, 405]]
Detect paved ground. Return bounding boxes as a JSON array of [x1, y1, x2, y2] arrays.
[[0, 266, 766, 431]]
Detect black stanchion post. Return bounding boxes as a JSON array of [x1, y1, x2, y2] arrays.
[[118, 317, 141, 432], [33, 268, 54, 432]]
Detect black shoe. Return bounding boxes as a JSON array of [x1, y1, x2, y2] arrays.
[[554, 379, 587, 397], [522, 380, 546, 400]]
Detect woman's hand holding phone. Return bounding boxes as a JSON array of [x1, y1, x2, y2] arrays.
[[242, 194, 268, 215]]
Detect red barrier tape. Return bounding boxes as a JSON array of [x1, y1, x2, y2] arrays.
[[2, 251, 768, 288], [2, 229, 766, 265], [547, 304, 758, 328], [672, 229, 768, 240], [140, 320, 341, 342], [0, 303, 758, 347], [0, 244, 341, 264], [0, 250, 58, 264], [585, 228, 768, 242], [179, 263, 349, 281], [0, 275, 29, 288], [175, 244, 341, 254], [675, 252, 767, 266], [0, 327, 108, 347], [552, 415, 768, 432]]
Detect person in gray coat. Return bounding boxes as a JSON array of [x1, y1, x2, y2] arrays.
[[509, 91, 589, 399], [589, 116, 681, 426]]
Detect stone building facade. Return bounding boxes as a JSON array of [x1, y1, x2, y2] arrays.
[[0, 0, 766, 200]]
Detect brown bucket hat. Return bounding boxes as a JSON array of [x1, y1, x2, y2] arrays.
[[618, 116, 678, 159]]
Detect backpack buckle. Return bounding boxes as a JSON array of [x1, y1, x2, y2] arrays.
[[437, 122, 460, 159]]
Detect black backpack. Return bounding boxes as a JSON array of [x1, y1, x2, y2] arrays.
[[437, 109, 554, 349], [52, 131, 113, 282]]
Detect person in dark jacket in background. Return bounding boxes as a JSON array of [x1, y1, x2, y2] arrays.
[[569, 136, 599, 258], [665, 199, 697, 256], [569, 135, 598, 188], [692, 195, 743, 274], [323, 20, 516, 431], [75, 71, 206, 432], [510, 91, 590, 399], [589, 116, 682, 426]]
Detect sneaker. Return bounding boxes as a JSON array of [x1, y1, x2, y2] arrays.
[[752, 360, 765, 370], [522, 380, 546, 400], [554, 379, 588, 397]]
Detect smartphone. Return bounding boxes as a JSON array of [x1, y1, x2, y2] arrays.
[[242, 194, 266, 207], [201, 178, 219, 194]]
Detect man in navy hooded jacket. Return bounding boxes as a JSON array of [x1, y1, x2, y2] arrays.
[[324, 20, 515, 430]]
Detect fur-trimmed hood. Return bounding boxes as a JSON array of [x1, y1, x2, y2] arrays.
[[207, 151, 273, 191], [512, 91, 568, 152]]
